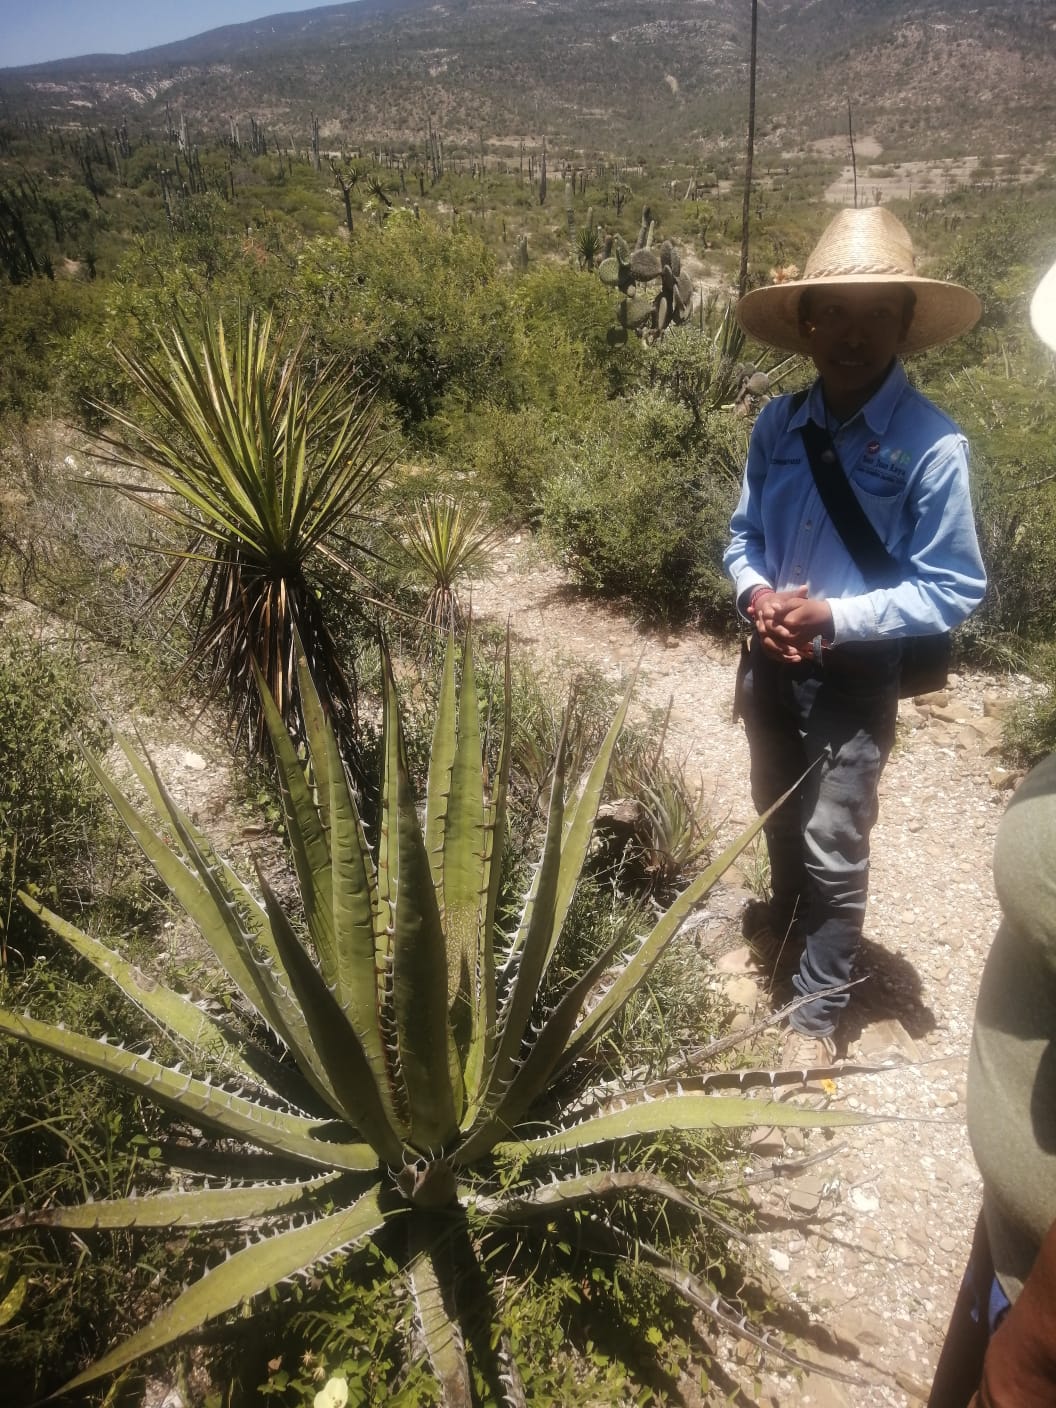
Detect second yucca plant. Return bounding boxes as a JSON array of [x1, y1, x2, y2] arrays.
[[0, 633, 869, 1402], [396, 493, 501, 640]]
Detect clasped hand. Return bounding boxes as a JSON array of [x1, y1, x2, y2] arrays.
[[753, 586, 835, 662]]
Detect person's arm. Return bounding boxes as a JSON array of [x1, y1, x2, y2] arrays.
[[971, 1218, 1056, 1407], [828, 432, 987, 643], [724, 402, 780, 616]]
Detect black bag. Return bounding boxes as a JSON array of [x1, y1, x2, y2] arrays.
[[897, 631, 951, 699], [798, 415, 950, 700]]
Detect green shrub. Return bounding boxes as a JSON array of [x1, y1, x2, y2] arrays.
[[461, 404, 571, 523], [540, 409, 743, 627], [0, 955, 176, 1406], [0, 276, 105, 424], [289, 218, 524, 435], [1003, 646, 1056, 770], [0, 624, 111, 964]]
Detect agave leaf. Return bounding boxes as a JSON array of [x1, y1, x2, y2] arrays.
[[0, 1267, 26, 1328], [87, 737, 277, 1025], [285, 642, 388, 1089], [0, 1009, 376, 1173], [292, 636, 334, 832], [560, 796, 783, 1070], [548, 673, 635, 969], [323, 710, 403, 1135], [381, 650, 460, 1149], [407, 1220, 473, 1408], [473, 635, 512, 1101], [254, 868, 405, 1165], [494, 1089, 877, 1161], [0, 1173, 344, 1233], [113, 739, 349, 1116], [473, 740, 566, 1128], [444, 634, 488, 1072], [19, 893, 310, 1107], [255, 658, 338, 985], [472, 1168, 705, 1224], [99, 735, 341, 1109], [424, 633, 458, 912], [57, 1186, 391, 1394], [465, 921, 629, 1154], [579, 1218, 867, 1388]]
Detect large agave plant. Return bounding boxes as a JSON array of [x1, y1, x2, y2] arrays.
[[0, 636, 869, 1401]]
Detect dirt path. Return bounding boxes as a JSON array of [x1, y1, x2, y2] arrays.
[[468, 536, 1029, 1406]]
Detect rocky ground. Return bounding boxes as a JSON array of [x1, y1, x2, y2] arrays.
[[466, 535, 1033, 1407]]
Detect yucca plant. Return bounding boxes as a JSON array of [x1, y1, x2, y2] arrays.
[[395, 494, 501, 640], [0, 634, 870, 1402], [575, 226, 601, 270], [87, 309, 394, 759]]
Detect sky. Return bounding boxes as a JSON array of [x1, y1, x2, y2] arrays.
[[0, 0, 334, 69]]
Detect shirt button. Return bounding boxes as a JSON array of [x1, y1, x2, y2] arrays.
[[804, 521, 812, 530]]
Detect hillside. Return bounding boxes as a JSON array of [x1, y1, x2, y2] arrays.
[[1, 0, 1055, 159]]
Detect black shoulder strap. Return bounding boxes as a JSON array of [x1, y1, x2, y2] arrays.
[[797, 413, 900, 587]]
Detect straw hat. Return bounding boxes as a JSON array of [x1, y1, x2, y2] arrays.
[[736, 206, 981, 355], [1030, 258, 1056, 352]]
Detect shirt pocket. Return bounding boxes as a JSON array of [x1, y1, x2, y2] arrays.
[[849, 475, 907, 544]]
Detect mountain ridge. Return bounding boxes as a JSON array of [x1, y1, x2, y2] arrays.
[[2, 0, 1054, 159]]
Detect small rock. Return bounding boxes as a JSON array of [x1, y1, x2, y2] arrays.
[[788, 1187, 822, 1215], [988, 767, 1020, 790], [721, 975, 762, 1007], [768, 1247, 791, 1273], [982, 694, 1013, 720], [858, 1017, 919, 1062], [714, 945, 756, 975], [850, 1187, 880, 1213], [180, 750, 207, 771], [831, 1307, 886, 1349]]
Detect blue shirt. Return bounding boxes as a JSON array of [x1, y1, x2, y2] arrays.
[[724, 361, 986, 643]]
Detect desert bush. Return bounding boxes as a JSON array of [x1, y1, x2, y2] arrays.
[[1003, 645, 1056, 770], [0, 276, 106, 424], [461, 404, 575, 524], [540, 406, 743, 627], [288, 218, 523, 435], [936, 368, 1056, 664], [0, 623, 111, 965]]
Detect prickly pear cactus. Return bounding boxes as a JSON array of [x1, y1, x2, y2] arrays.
[[731, 364, 772, 416], [594, 230, 696, 344]]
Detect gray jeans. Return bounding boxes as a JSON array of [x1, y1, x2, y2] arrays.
[[741, 636, 899, 1035]]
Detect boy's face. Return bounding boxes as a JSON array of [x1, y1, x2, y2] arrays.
[[798, 285, 913, 409]]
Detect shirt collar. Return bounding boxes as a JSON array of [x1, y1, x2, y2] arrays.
[[791, 360, 908, 436]]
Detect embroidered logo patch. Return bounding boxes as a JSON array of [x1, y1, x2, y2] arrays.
[[867, 440, 880, 455]]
